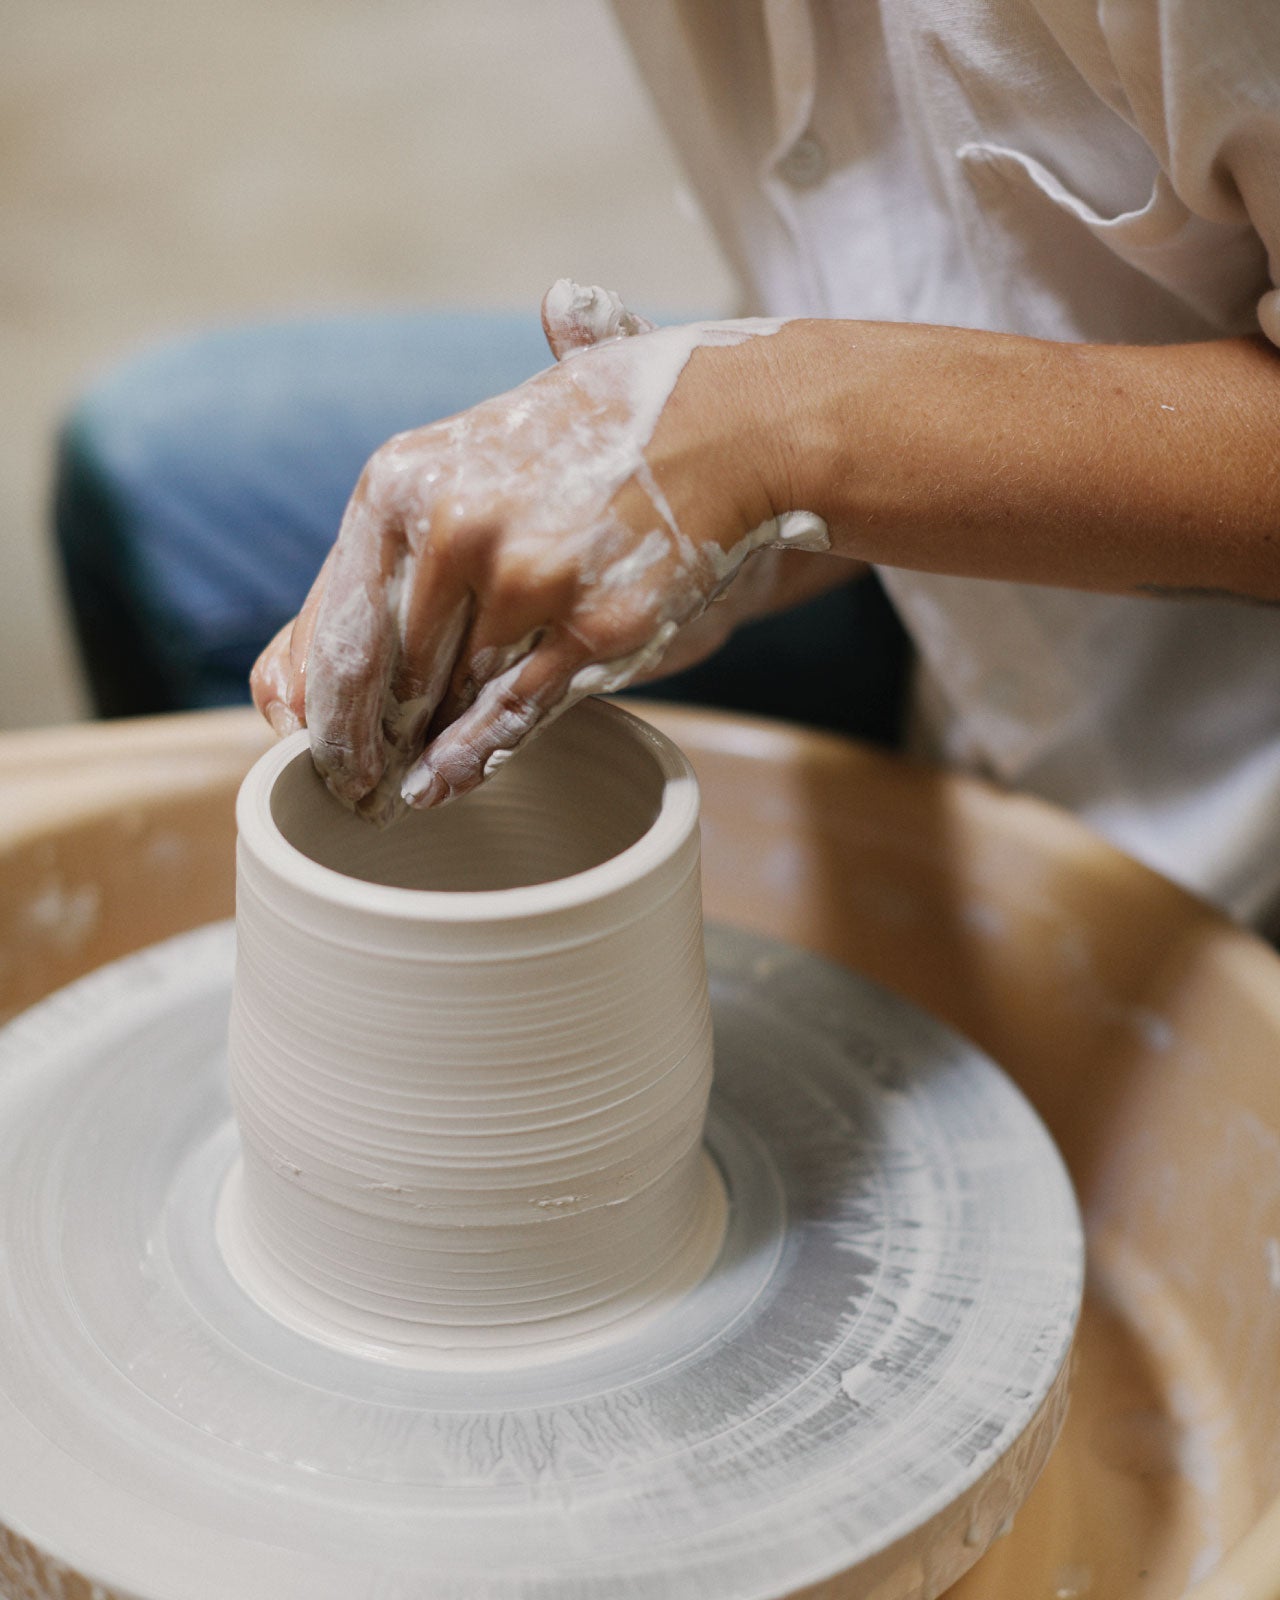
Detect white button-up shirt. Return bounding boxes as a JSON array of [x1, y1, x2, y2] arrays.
[[612, 0, 1280, 926]]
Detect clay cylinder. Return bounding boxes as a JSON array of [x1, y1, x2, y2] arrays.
[[219, 699, 725, 1366]]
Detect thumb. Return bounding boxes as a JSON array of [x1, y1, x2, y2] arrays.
[[540, 279, 657, 361]]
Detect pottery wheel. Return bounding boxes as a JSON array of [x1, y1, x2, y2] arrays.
[[0, 921, 1082, 1600]]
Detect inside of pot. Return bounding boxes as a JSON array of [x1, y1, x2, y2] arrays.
[[268, 702, 669, 892]]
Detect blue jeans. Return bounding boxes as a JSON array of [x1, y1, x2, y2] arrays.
[[54, 312, 909, 741]]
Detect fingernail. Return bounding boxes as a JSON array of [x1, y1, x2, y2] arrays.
[[402, 765, 447, 809], [267, 702, 301, 737]]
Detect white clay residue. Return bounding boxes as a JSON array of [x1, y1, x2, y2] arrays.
[[23, 879, 101, 953], [541, 278, 656, 346], [302, 279, 829, 820], [402, 291, 828, 804]]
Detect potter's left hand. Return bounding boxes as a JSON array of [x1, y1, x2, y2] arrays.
[[251, 282, 833, 823]]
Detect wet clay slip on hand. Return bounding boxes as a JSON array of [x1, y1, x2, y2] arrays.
[[0, 699, 1081, 1600]]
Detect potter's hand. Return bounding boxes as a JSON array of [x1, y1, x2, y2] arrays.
[[251, 281, 831, 822]]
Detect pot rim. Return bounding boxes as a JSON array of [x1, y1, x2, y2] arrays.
[[235, 698, 700, 924]]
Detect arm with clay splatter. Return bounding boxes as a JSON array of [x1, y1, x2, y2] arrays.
[[253, 284, 1280, 821], [251, 282, 851, 824], [743, 317, 1280, 603]]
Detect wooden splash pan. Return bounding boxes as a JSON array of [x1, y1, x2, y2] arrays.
[[1, 702, 1278, 1600]]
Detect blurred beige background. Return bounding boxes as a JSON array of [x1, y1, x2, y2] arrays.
[[2, 0, 734, 729]]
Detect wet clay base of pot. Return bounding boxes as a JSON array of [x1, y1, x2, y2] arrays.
[[0, 920, 1081, 1600]]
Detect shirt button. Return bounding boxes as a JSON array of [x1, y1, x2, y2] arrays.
[[778, 136, 828, 189]]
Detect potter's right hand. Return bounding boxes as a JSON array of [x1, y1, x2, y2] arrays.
[[250, 282, 833, 824]]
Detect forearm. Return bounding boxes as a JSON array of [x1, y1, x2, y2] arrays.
[[265, 291, 1280, 816], [720, 320, 1280, 603]]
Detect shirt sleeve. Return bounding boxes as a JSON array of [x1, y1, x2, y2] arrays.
[[1099, 0, 1280, 345]]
